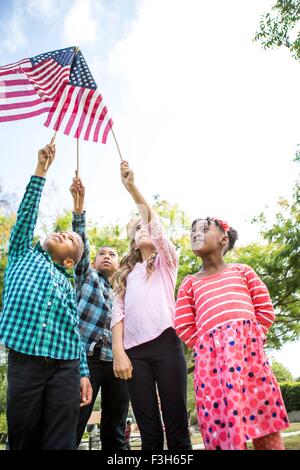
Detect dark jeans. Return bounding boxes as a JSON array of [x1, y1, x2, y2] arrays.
[[7, 349, 80, 450], [126, 327, 192, 451], [76, 352, 129, 451]]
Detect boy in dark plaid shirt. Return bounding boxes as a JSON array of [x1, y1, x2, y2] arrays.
[[0, 142, 92, 450], [70, 177, 129, 451]]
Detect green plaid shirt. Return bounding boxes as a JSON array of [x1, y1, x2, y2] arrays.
[[0, 176, 89, 377]]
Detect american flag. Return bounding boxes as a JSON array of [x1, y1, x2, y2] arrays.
[[0, 46, 113, 143]]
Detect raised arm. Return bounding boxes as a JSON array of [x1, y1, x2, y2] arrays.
[[120, 161, 177, 268], [70, 177, 92, 289], [120, 160, 154, 224], [8, 141, 56, 259]]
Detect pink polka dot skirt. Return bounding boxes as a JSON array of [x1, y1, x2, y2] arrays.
[[194, 320, 289, 450]]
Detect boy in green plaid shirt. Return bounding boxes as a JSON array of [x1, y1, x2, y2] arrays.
[[0, 141, 92, 450]]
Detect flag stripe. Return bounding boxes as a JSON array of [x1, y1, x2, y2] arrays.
[[93, 106, 108, 142], [53, 85, 76, 131], [74, 88, 94, 138], [64, 87, 85, 135], [0, 90, 36, 99], [0, 59, 31, 72], [102, 118, 113, 144], [26, 61, 66, 89], [88, 99, 106, 141], [1, 93, 42, 104], [0, 98, 44, 111], [0, 105, 51, 122], [71, 88, 91, 138], [83, 94, 103, 140], [23, 58, 70, 101]]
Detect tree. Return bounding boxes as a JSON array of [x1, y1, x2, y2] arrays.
[[0, 186, 17, 311], [254, 0, 300, 60], [270, 359, 294, 382]]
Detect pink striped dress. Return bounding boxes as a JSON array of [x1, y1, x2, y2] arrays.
[[175, 264, 289, 450]]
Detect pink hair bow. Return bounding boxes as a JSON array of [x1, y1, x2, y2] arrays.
[[212, 218, 230, 233]]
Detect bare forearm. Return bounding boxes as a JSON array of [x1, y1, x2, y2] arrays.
[[126, 183, 154, 223], [112, 321, 125, 354], [34, 163, 47, 178]]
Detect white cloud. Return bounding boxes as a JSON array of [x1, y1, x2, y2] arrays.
[[2, 8, 27, 53], [26, 0, 61, 19], [62, 0, 100, 46]]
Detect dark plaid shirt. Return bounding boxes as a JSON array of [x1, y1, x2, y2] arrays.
[[0, 176, 89, 377], [72, 212, 113, 361]]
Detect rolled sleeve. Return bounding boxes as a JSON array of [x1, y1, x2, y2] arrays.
[[141, 214, 178, 268], [111, 295, 125, 329]]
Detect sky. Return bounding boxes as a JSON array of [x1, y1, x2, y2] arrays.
[[0, 0, 299, 377]]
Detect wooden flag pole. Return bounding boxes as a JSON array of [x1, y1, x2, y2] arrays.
[[111, 128, 123, 161], [44, 131, 57, 171], [75, 138, 80, 210]]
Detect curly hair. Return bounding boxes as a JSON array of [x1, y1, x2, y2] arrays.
[[113, 219, 157, 299]]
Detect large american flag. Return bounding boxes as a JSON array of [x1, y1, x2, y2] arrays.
[[0, 46, 113, 143]]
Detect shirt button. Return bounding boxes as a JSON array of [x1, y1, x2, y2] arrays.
[[54, 283, 58, 287], [42, 323, 47, 328], [48, 302, 52, 306]]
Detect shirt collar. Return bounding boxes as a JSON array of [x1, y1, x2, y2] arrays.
[[97, 271, 112, 287], [35, 241, 74, 279]]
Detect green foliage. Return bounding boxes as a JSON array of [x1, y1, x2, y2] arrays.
[[280, 382, 300, 411], [0, 347, 7, 415], [187, 372, 197, 425], [0, 212, 16, 311], [87, 222, 129, 261], [271, 359, 294, 382], [255, 0, 300, 60], [52, 209, 73, 233], [0, 414, 7, 436]]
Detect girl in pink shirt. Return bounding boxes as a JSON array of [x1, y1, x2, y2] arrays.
[[111, 161, 191, 451], [175, 217, 289, 450]]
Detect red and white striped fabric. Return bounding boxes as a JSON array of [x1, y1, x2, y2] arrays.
[[175, 264, 275, 349], [0, 58, 53, 122], [23, 58, 70, 101], [44, 83, 113, 143], [0, 47, 113, 144]]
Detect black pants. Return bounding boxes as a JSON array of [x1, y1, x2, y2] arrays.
[[126, 327, 192, 451], [76, 352, 129, 450], [7, 350, 80, 450]]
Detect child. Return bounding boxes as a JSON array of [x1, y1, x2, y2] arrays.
[[0, 142, 92, 450], [111, 161, 192, 451], [70, 177, 129, 451], [175, 217, 289, 450]]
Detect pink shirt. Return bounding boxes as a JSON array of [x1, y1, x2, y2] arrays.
[[111, 215, 178, 350]]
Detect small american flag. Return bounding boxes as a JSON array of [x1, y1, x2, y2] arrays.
[[0, 46, 113, 143]]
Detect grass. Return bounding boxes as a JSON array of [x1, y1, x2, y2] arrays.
[[131, 423, 300, 450], [247, 435, 300, 450], [283, 422, 300, 433], [1, 423, 300, 450]]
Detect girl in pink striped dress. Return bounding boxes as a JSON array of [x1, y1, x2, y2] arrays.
[[175, 217, 289, 450]]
